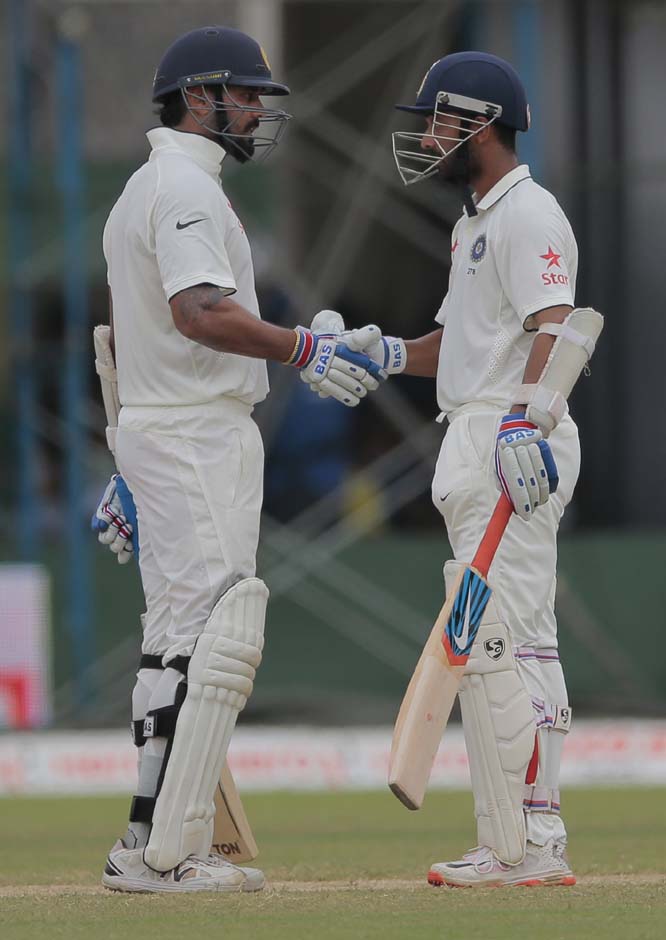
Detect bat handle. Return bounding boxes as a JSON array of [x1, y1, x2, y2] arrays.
[[471, 493, 513, 579]]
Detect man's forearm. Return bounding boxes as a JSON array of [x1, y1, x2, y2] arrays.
[[403, 329, 443, 377], [511, 306, 572, 413], [171, 285, 296, 362]]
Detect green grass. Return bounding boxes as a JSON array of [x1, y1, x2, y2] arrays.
[[0, 789, 664, 939]]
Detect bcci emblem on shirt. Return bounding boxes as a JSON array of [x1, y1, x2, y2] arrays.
[[470, 233, 487, 263]]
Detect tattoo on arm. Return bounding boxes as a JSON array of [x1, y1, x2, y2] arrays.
[[175, 284, 226, 325]]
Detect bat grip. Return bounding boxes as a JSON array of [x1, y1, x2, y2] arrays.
[[471, 494, 513, 579]]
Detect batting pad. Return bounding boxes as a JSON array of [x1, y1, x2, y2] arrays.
[[444, 562, 536, 865], [144, 577, 268, 872]]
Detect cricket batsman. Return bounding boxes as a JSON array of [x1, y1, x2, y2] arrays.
[[92, 25, 384, 894], [328, 52, 603, 886]]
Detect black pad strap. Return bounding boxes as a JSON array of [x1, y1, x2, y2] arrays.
[[132, 719, 146, 747], [139, 654, 165, 671], [130, 794, 156, 823], [144, 706, 179, 740], [132, 656, 166, 747], [143, 680, 188, 740], [165, 655, 191, 676]]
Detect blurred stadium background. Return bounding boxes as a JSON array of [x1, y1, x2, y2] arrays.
[[1, 0, 665, 795]]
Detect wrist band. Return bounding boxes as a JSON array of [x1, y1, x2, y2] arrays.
[[285, 327, 315, 368], [284, 329, 302, 365]]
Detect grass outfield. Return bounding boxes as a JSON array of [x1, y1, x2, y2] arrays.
[[0, 788, 664, 939]]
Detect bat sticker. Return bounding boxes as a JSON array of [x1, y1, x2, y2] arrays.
[[442, 569, 492, 665]]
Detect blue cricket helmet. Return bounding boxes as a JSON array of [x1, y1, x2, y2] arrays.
[[152, 26, 290, 101], [396, 51, 529, 132]]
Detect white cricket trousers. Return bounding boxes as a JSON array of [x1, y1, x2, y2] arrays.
[[116, 397, 264, 662], [432, 405, 581, 846]]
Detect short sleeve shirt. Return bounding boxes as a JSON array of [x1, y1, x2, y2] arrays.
[[103, 127, 268, 407], [435, 165, 577, 416]]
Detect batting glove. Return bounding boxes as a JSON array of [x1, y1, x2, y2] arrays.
[[91, 473, 138, 563], [287, 327, 386, 406], [343, 324, 407, 375], [494, 412, 559, 521]]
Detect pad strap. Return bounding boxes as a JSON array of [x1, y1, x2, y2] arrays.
[[132, 720, 147, 747], [537, 321, 597, 358], [530, 698, 572, 733], [163, 655, 191, 677], [131, 657, 166, 746], [514, 646, 561, 663], [513, 383, 568, 425], [130, 794, 156, 823], [524, 785, 561, 814], [144, 676, 188, 741], [139, 654, 165, 671]]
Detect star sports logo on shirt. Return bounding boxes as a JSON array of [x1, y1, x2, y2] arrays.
[[540, 246, 569, 286]]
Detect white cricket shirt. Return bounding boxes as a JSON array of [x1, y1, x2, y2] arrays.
[[103, 127, 269, 407], [435, 164, 577, 416]]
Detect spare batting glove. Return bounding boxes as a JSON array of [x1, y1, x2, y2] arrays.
[[287, 327, 386, 407], [91, 473, 138, 564], [494, 412, 559, 522]]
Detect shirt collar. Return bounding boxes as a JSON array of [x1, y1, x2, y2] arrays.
[[471, 164, 531, 214], [146, 127, 226, 177]]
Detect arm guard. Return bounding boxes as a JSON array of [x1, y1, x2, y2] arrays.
[[514, 307, 604, 435], [93, 325, 120, 454]]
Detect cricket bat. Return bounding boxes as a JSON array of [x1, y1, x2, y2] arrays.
[[389, 493, 513, 810], [210, 761, 259, 862]]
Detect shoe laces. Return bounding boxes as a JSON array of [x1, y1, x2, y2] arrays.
[[463, 845, 511, 875], [462, 845, 509, 874], [462, 845, 485, 861], [200, 853, 241, 871]]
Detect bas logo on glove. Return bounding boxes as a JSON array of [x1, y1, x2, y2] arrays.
[[494, 413, 559, 522], [286, 326, 386, 407], [314, 342, 334, 376]]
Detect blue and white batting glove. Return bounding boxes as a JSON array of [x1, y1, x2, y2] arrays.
[[91, 473, 138, 564], [343, 324, 407, 375], [287, 327, 387, 407], [494, 413, 559, 522]]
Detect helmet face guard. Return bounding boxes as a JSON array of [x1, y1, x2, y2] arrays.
[[179, 72, 291, 163], [392, 91, 502, 186]]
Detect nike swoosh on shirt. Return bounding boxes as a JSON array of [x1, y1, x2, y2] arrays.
[[176, 218, 207, 230]]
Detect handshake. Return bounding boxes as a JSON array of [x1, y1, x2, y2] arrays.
[[290, 310, 406, 408]]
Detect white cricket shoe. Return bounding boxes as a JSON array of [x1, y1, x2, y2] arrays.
[[428, 839, 576, 888], [102, 839, 265, 894]]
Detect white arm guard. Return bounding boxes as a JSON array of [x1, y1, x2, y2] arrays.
[[514, 307, 604, 435], [93, 325, 120, 454]]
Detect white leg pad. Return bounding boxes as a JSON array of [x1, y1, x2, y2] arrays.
[[444, 562, 536, 865], [144, 577, 268, 872]]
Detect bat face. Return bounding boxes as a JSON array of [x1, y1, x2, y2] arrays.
[[388, 495, 513, 811], [442, 568, 492, 666]]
